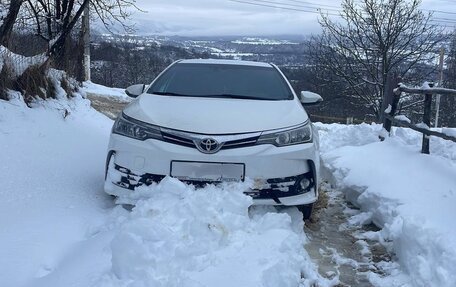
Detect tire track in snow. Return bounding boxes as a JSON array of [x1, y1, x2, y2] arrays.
[[304, 182, 391, 287]]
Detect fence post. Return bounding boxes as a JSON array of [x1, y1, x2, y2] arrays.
[[382, 76, 402, 137], [380, 72, 394, 124], [421, 83, 433, 154]]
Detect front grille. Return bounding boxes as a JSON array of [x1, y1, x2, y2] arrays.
[[221, 136, 259, 150], [162, 132, 195, 148], [160, 128, 261, 152]]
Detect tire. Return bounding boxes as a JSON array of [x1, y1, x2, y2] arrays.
[[297, 204, 313, 220]]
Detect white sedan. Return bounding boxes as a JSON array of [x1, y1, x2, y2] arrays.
[[104, 59, 322, 219]]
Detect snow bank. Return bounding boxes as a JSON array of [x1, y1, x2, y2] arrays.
[[97, 177, 333, 287], [442, 127, 456, 138], [315, 122, 383, 151], [82, 81, 131, 100], [0, 94, 114, 287], [317, 123, 456, 287]]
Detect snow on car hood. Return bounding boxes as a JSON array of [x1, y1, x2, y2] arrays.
[[123, 94, 309, 134]]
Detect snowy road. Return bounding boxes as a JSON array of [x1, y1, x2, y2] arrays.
[[86, 94, 129, 120], [86, 92, 394, 287]]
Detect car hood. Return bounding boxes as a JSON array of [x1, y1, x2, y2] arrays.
[[123, 94, 309, 134]]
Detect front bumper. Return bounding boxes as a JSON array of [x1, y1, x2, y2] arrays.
[[105, 134, 320, 206]]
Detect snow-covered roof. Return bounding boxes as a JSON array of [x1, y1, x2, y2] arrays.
[[179, 58, 272, 67]]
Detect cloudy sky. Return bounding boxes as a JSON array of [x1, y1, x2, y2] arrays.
[[128, 0, 456, 36]]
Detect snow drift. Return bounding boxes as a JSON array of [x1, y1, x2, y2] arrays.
[[97, 177, 330, 287], [318, 123, 456, 287]]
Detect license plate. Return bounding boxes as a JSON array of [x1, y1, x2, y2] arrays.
[[170, 161, 245, 182]]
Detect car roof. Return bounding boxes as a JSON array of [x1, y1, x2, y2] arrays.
[[178, 58, 273, 68]]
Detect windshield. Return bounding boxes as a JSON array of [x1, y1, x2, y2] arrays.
[[147, 63, 293, 101]]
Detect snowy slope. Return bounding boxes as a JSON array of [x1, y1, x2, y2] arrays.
[[0, 93, 114, 287], [0, 94, 332, 287], [317, 123, 456, 287]]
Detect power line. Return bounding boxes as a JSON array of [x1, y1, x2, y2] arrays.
[[431, 19, 456, 25], [285, 0, 456, 15], [246, 0, 340, 12], [250, 0, 456, 22], [281, 0, 341, 9], [434, 16, 456, 23], [228, 0, 456, 29], [425, 9, 456, 16], [228, 0, 340, 16]]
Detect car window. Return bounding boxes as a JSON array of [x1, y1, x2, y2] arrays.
[[147, 63, 293, 100]]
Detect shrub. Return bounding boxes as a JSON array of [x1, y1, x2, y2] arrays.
[[0, 61, 15, 101]]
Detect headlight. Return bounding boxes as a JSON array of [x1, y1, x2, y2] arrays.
[[112, 113, 162, 141], [257, 122, 312, 146]]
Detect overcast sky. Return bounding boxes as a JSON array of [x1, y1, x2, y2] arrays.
[[127, 0, 456, 36]]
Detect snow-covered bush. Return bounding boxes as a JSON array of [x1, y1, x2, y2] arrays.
[[0, 57, 14, 101], [0, 46, 79, 104]]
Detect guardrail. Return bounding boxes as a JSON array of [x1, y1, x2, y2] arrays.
[[382, 82, 456, 154]]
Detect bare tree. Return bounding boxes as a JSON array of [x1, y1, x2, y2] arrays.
[[0, 0, 141, 101], [22, 0, 139, 57], [446, 32, 456, 90], [0, 0, 24, 47], [439, 31, 456, 126], [308, 0, 446, 119]]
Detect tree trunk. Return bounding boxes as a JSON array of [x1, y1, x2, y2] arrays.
[[0, 0, 23, 48], [82, 4, 91, 81], [48, 0, 89, 58]]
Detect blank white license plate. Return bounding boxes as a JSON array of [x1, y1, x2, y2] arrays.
[[170, 161, 245, 182]]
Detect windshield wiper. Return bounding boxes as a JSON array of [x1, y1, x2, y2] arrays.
[[206, 94, 276, 100], [152, 92, 279, 100], [151, 91, 189, 97]]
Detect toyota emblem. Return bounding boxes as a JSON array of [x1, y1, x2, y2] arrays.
[[198, 138, 221, 153]]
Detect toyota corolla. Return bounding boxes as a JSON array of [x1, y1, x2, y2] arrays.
[[104, 59, 323, 218]]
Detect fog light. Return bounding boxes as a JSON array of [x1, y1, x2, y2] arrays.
[[299, 177, 311, 190]]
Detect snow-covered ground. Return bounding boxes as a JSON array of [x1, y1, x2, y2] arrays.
[[0, 94, 332, 287], [317, 123, 456, 287], [0, 93, 113, 287], [82, 81, 130, 100], [2, 86, 456, 286]]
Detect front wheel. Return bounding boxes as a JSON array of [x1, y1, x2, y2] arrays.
[[297, 204, 313, 220]]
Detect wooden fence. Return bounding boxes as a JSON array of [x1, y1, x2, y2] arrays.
[[382, 82, 456, 154]]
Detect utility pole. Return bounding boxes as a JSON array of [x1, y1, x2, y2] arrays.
[[82, 3, 91, 81], [435, 47, 445, 128]]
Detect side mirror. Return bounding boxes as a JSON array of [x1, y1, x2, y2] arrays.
[[125, 84, 146, 98], [299, 91, 323, 105]]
